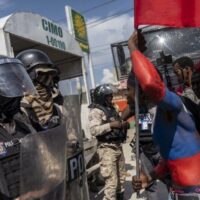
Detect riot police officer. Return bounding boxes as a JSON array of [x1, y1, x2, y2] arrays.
[[16, 49, 78, 200], [88, 84, 129, 200], [16, 49, 62, 131], [0, 55, 36, 199]]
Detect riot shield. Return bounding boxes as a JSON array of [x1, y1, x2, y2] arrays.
[[19, 123, 67, 200], [140, 26, 200, 91], [63, 95, 90, 200]]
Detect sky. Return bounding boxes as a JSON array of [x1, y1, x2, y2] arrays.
[[0, 0, 134, 86]]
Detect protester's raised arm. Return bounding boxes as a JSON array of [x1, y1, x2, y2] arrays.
[[128, 32, 165, 103]]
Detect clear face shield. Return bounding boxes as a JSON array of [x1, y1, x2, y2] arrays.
[[0, 58, 36, 97]]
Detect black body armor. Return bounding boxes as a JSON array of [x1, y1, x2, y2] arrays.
[[94, 104, 127, 143], [0, 120, 30, 199], [26, 105, 61, 131]]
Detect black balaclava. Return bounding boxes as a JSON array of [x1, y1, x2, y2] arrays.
[[0, 96, 21, 121]]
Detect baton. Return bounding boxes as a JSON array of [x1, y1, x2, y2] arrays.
[[94, 186, 108, 198], [134, 77, 140, 198]]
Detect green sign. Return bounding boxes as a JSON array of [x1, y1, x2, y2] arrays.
[[42, 18, 66, 50], [71, 9, 89, 53]]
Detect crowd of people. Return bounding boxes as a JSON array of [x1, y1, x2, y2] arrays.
[[88, 31, 200, 200]]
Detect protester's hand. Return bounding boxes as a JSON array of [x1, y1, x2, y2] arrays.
[[128, 30, 147, 54], [128, 32, 138, 53], [110, 121, 122, 128], [132, 171, 151, 191]]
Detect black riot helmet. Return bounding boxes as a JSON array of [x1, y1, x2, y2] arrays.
[[16, 49, 60, 82], [90, 89, 95, 103], [94, 84, 117, 106], [0, 55, 36, 118]]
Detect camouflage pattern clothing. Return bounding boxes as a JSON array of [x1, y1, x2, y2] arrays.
[[89, 108, 126, 200], [182, 87, 199, 104], [22, 83, 54, 126]]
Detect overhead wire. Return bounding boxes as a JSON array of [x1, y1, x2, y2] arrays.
[[93, 61, 113, 68], [81, 0, 118, 14], [55, 0, 118, 22], [91, 47, 111, 53], [55, 2, 132, 71], [91, 42, 111, 49], [87, 8, 132, 28]]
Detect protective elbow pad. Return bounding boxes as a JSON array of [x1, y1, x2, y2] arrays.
[[131, 50, 165, 102]]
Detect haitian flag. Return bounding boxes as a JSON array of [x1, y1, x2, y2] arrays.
[[134, 0, 200, 28]]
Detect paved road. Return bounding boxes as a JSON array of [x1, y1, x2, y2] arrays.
[[89, 130, 146, 200], [89, 129, 169, 200]]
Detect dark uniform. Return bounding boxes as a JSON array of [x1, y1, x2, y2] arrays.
[[16, 49, 66, 200], [16, 49, 61, 132], [16, 49, 79, 200], [0, 56, 36, 199]]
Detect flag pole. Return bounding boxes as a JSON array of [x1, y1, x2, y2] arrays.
[[134, 65, 140, 198], [134, 1, 141, 197]]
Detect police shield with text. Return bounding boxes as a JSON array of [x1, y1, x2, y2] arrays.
[[17, 49, 89, 200], [64, 95, 89, 200], [16, 49, 69, 200], [0, 55, 36, 199], [20, 122, 67, 200]]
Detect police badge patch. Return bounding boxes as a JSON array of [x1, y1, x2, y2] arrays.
[[0, 142, 7, 156]]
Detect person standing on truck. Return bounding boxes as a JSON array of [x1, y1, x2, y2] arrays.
[[0, 55, 36, 199], [88, 84, 129, 200], [173, 56, 199, 104]]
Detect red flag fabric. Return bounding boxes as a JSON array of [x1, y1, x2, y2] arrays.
[[134, 0, 200, 28]]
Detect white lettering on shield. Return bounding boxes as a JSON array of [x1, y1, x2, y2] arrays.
[[68, 151, 85, 182]]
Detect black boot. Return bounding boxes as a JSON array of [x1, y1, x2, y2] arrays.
[[116, 192, 124, 200]]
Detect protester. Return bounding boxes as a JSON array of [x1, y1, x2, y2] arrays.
[[173, 56, 199, 103], [129, 31, 200, 200], [122, 73, 168, 200], [88, 84, 129, 200]]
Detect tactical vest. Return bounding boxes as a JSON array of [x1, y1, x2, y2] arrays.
[[0, 119, 31, 199], [94, 104, 127, 143], [26, 104, 61, 131]]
